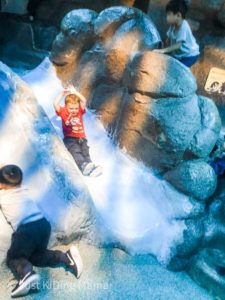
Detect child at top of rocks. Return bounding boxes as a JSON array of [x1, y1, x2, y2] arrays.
[[154, 0, 200, 67]]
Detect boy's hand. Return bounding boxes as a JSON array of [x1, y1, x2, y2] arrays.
[[65, 85, 78, 95], [63, 88, 72, 96]]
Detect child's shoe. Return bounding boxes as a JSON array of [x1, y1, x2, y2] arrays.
[[11, 271, 40, 298], [89, 165, 103, 177], [81, 162, 95, 176], [66, 245, 83, 279]]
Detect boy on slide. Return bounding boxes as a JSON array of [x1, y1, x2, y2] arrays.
[[54, 87, 102, 177], [0, 165, 83, 298]]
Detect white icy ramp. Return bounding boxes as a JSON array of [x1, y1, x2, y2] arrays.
[[0, 61, 104, 263], [22, 58, 201, 263]]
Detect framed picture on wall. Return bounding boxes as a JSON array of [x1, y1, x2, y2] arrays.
[[205, 67, 225, 95]]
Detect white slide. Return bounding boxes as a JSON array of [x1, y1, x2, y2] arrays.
[[22, 58, 192, 263]]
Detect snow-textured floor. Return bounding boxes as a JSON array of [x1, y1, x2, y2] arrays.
[[0, 242, 214, 300]]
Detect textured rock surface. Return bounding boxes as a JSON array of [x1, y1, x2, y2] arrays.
[[51, 7, 161, 85], [0, 243, 214, 300], [51, 9, 97, 67], [176, 218, 205, 257], [185, 179, 225, 300], [187, 248, 225, 300], [115, 51, 221, 170], [124, 51, 197, 98], [189, 96, 222, 157], [164, 160, 217, 201]]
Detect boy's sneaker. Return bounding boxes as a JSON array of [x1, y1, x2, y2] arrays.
[[89, 165, 103, 177], [66, 245, 83, 279], [81, 162, 95, 176], [11, 271, 40, 298]]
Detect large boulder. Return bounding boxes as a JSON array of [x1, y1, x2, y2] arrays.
[[185, 180, 225, 300], [164, 160, 217, 201], [176, 218, 205, 258], [187, 248, 225, 300], [51, 9, 98, 67], [189, 96, 222, 157], [94, 6, 138, 41], [124, 51, 197, 98], [115, 52, 221, 169]]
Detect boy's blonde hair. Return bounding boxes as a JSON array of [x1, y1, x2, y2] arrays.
[[65, 94, 80, 105]]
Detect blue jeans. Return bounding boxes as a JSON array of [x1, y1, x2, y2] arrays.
[[178, 55, 199, 67], [210, 158, 225, 176]]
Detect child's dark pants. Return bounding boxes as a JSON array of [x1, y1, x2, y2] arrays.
[[63, 137, 92, 170], [178, 55, 199, 67], [6, 218, 69, 280]]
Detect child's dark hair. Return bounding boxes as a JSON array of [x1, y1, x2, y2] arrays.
[[166, 0, 189, 18], [0, 165, 23, 186]]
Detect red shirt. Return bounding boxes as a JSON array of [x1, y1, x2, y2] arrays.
[[56, 105, 86, 138]]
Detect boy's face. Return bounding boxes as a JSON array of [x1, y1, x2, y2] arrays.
[[66, 103, 79, 114], [166, 11, 182, 26]]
